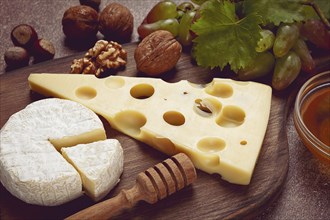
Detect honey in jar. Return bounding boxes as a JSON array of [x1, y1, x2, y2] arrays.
[[301, 86, 330, 147]]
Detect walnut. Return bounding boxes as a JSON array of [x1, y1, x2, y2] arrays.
[[134, 30, 182, 76], [62, 5, 99, 39], [70, 40, 127, 77], [99, 3, 134, 42], [71, 58, 97, 75]]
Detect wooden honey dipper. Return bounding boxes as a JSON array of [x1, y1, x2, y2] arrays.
[[65, 153, 197, 220]]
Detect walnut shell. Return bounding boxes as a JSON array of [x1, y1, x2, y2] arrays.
[[134, 30, 182, 76], [99, 3, 133, 42], [62, 5, 99, 39]]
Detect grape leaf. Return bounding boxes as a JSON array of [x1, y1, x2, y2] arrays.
[[243, 0, 307, 26], [191, 0, 262, 72], [314, 0, 330, 19], [303, 0, 330, 20]]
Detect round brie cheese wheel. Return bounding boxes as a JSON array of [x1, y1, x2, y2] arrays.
[[0, 98, 106, 206]]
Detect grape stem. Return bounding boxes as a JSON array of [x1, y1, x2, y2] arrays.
[[301, 0, 330, 30]]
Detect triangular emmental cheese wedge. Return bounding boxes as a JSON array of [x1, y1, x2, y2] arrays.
[[29, 74, 272, 185]]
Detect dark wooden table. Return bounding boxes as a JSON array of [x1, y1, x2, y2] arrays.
[[1, 1, 329, 219]]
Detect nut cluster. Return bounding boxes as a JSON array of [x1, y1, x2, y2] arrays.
[[4, 24, 55, 69], [70, 40, 127, 76], [62, 3, 133, 42]]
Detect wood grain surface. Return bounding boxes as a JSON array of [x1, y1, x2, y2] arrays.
[[0, 43, 289, 219]]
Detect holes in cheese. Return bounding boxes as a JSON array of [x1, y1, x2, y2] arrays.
[[205, 81, 233, 98], [163, 111, 185, 126], [197, 137, 226, 153], [194, 98, 222, 118], [113, 110, 147, 136], [216, 105, 246, 127], [130, 83, 155, 99], [240, 140, 248, 145], [75, 86, 97, 100], [152, 136, 177, 155], [105, 76, 125, 89]]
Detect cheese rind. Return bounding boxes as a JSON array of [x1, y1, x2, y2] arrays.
[[61, 139, 124, 201], [28, 74, 272, 185], [0, 98, 106, 206]]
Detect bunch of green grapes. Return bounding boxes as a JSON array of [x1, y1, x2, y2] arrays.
[[139, 1, 330, 91], [138, 1, 196, 46], [237, 20, 330, 90]]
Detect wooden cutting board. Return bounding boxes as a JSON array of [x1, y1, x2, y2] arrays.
[[0, 43, 289, 220]]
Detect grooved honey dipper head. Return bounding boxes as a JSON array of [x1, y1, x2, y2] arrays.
[[138, 153, 197, 203]]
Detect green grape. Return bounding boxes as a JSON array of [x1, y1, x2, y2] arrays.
[[272, 51, 301, 90], [191, 0, 209, 24], [237, 52, 275, 80], [138, 18, 179, 39], [255, 30, 275, 52], [177, 10, 185, 21], [146, 0, 178, 24], [177, 2, 195, 21], [273, 23, 300, 58], [177, 10, 196, 46], [293, 38, 315, 73], [177, 2, 195, 13]]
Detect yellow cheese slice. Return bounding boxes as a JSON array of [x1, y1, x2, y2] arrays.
[[29, 74, 272, 185]]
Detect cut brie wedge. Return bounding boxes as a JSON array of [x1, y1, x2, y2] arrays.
[[29, 74, 272, 185], [62, 139, 124, 201]]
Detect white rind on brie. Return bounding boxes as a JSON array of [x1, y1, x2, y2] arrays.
[[0, 98, 107, 206], [62, 139, 124, 201]]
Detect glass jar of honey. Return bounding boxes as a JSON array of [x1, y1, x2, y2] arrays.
[[294, 71, 330, 163]]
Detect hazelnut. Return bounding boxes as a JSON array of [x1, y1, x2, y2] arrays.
[[11, 24, 38, 49], [99, 3, 134, 42], [62, 5, 99, 39], [33, 39, 55, 62], [134, 30, 182, 76], [79, 0, 101, 11], [4, 46, 30, 67]]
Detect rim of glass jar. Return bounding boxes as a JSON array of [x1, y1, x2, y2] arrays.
[[294, 71, 330, 157]]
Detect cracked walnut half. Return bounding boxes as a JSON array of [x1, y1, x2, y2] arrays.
[[70, 40, 127, 76]]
